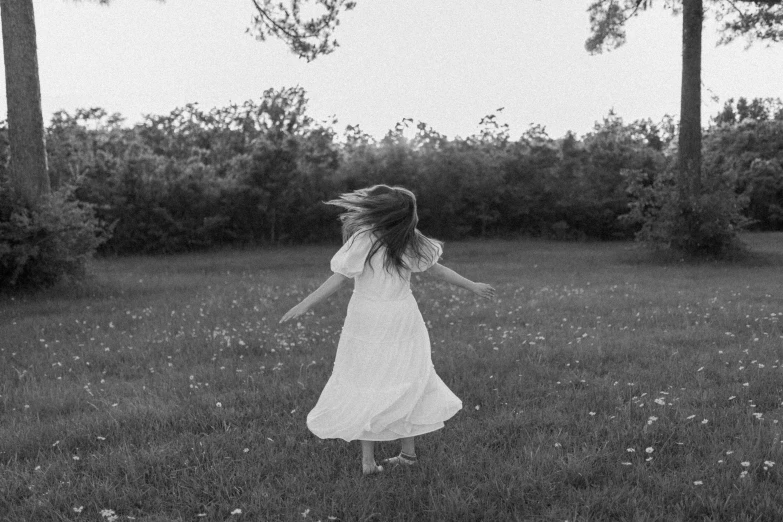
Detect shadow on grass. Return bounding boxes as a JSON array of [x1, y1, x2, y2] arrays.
[[618, 241, 783, 268]]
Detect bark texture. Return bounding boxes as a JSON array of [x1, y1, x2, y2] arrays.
[[1, 0, 50, 207], [678, 0, 703, 199]]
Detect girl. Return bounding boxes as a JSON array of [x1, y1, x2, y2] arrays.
[[280, 185, 495, 475]]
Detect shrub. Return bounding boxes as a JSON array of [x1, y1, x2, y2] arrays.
[[743, 158, 783, 229], [621, 167, 750, 258], [0, 183, 109, 289], [703, 119, 783, 231], [1, 99, 774, 252]]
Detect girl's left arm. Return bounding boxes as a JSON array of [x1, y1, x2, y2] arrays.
[[424, 263, 496, 300], [279, 273, 351, 323]]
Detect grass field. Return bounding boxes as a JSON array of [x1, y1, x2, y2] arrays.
[[2, 234, 783, 521]]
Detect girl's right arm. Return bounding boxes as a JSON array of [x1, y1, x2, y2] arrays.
[[279, 273, 350, 323], [424, 263, 496, 300]]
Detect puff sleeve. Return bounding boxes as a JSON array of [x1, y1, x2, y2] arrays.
[[330, 231, 373, 278], [408, 236, 443, 273]]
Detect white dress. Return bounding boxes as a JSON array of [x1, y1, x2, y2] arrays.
[[306, 231, 463, 441]]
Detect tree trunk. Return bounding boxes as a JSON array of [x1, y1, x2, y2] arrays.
[[678, 0, 703, 199], [1, 0, 50, 208], [269, 205, 276, 243]]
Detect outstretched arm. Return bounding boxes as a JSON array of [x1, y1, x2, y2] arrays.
[[423, 263, 496, 300], [280, 273, 351, 323]]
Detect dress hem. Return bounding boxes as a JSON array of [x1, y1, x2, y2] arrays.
[[308, 405, 461, 442], [310, 420, 450, 443]]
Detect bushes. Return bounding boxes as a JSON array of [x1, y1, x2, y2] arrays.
[[4, 91, 781, 264], [703, 118, 783, 231], [38, 99, 680, 251], [1, 115, 107, 290], [0, 184, 108, 288], [3, 92, 780, 290], [622, 166, 749, 258], [42, 90, 345, 254]]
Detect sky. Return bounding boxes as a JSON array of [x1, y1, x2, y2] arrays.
[[1, 0, 782, 140]]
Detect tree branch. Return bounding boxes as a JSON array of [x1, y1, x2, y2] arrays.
[[724, 0, 752, 24], [623, 0, 646, 22], [714, 0, 783, 45], [729, 0, 781, 4], [251, 0, 317, 40], [248, 0, 353, 61]]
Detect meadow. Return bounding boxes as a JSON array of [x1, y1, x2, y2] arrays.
[[2, 234, 783, 521]]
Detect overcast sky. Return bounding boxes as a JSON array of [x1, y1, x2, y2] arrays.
[[1, 0, 781, 139]]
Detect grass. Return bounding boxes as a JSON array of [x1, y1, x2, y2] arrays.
[[2, 234, 783, 521]]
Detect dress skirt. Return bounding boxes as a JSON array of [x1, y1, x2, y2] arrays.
[[306, 291, 463, 441]]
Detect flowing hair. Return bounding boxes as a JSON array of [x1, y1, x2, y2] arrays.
[[325, 185, 440, 276]]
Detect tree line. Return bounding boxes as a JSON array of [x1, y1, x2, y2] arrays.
[[2, 0, 780, 287], [2, 87, 780, 257]]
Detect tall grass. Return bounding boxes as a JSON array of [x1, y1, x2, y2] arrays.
[[2, 235, 783, 521]]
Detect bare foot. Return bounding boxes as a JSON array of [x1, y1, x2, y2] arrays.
[[382, 452, 418, 467], [362, 461, 383, 475]]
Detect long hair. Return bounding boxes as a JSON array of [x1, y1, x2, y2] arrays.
[[325, 185, 440, 276]]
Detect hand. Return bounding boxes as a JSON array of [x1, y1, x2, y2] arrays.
[[279, 302, 310, 324], [471, 282, 496, 300]]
